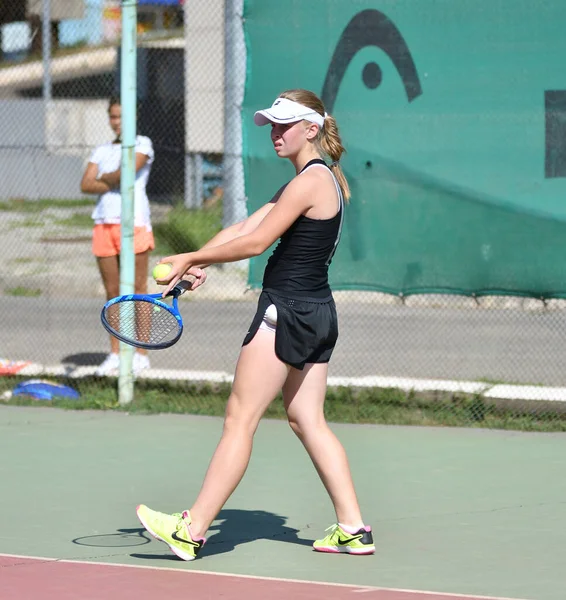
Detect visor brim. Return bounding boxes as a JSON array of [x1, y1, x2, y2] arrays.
[[253, 110, 303, 126]]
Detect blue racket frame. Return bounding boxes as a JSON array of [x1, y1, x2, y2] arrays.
[[100, 281, 188, 350]]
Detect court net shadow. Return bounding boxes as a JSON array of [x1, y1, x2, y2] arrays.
[[130, 508, 314, 561]]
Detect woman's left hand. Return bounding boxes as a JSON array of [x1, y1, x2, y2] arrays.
[[155, 253, 195, 296]]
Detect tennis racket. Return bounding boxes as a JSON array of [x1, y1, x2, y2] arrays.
[[100, 280, 191, 350]]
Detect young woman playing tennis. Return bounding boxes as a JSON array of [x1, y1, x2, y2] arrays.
[[136, 89, 374, 559]]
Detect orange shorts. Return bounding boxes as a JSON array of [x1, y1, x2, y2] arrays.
[[92, 224, 155, 258]]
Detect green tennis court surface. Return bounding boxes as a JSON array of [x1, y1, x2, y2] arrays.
[[1, 406, 564, 599]]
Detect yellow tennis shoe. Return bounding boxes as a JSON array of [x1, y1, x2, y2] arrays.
[[136, 504, 206, 561], [313, 524, 375, 555]]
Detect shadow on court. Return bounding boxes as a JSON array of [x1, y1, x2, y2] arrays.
[[72, 510, 312, 561], [203, 508, 314, 557], [73, 528, 154, 550], [2, 407, 565, 599], [63, 352, 107, 367], [130, 509, 313, 560]]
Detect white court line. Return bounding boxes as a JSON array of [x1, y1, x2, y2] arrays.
[[485, 385, 566, 402], [0, 552, 531, 600], [327, 375, 489, 395]]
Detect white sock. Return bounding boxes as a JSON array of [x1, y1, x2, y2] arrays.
[[339, 522, 365, 534]]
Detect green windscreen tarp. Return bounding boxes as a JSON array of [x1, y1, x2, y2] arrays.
[[242, 0, 566, 297]]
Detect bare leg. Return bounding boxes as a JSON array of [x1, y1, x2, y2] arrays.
[[283, 363, 364, 526], [134, 250, 150, 295], [189, 330, 290, 537], [98, 251, 151, 359], [134, 250, 150, 357], [97, 255, 120, 354]]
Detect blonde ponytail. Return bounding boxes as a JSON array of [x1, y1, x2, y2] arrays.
[[319, 114, 350, 202], [279, 89, 351, 202]]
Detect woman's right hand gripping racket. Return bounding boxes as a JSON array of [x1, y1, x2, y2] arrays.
[[100, 280, 192, 350]]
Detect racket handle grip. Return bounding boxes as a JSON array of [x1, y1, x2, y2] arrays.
[[173, 275, 196, 296]]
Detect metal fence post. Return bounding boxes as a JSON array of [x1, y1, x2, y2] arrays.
[[118, 0, 137, 405], [223, 0, 247, 228], [42, 0, 52, 158]]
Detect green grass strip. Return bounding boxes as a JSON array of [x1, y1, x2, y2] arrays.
[[1, 376, 565, 432]]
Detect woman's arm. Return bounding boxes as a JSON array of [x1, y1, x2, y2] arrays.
[[98, 152, 149, 189], [80, 162, 111, 195], [158, 176, 315, 295], [187, 182, 288, 265], [165, 184, 287, 291]]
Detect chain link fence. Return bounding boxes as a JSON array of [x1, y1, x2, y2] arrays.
[[0, 1, 565, 431]]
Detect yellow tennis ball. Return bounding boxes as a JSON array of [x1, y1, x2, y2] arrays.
[[152, 263, 172, 282]]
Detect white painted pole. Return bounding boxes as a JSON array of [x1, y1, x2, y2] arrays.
[[118, 0, 137, 405], [222, 0, 247, 228]]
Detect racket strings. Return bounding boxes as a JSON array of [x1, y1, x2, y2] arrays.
[[103, 299, 181, 346]]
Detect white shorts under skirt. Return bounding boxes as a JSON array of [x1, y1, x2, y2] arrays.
[[243, 290, 338, 370], [258, 303, 277, 333]]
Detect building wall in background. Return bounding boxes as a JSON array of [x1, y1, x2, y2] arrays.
[[0, 99, 109, 199], [26, 0, 86, 21]]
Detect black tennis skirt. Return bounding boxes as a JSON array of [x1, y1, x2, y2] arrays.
[[242, 288, 339, 370]]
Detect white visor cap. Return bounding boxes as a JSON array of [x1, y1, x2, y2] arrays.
[[254, 97, 325, 128]]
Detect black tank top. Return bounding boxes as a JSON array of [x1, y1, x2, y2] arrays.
[[262, 158, 344, 298]]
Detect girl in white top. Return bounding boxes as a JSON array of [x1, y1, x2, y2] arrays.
[[89, 134, 153, 229], [80, 97, 155, 376]]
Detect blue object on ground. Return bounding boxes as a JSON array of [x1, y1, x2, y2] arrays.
[[12, 380, 80, 401]]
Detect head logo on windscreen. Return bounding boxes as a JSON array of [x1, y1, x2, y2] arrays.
[[321, 9, 423, 112]]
